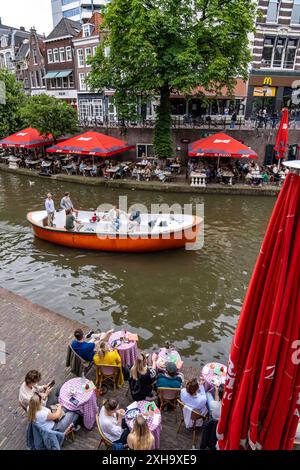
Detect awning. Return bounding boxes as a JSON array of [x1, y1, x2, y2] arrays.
[[43, 71, 59, 79], [56, 70, 73, 78], [0, 127, 54, 149], [188, 132, 257, 159], [46, 131, 135, 157]]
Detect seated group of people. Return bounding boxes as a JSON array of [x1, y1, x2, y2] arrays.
[[71, 327, 224, 449]]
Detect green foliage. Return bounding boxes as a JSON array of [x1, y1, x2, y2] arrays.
[[20, 94, 79, 142], [88, 0, 257, 158], [0, 69, 27, 139]]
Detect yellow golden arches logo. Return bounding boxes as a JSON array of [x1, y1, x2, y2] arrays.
[[263, 77, 272, 86]]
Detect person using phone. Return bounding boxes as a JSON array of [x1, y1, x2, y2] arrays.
[[19, 370, 61, 410], [99, 399, 129, 444], [28, 393, 80, 433]]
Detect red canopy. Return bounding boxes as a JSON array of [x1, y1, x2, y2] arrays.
[[46, 131, 134, 157], [0, 128, 54, 148], [274, 108, 289, 161], [188, 132, 257, 159], [217, 162, 300, 450]]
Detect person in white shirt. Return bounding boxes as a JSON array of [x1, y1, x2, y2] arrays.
[[60, 192, 78, 216], [180, 378, 208, 427], [99, 398, 129, 444], [45, 193, 55, 227], [19, 370, 58, 410], [28, 393, 80, 433], [206, 384, 224, 420]]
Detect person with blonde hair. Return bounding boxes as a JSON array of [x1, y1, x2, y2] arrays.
[[93, 341, 124, 388], [28, 392, 80, 433], [129, 352, 157, 401], [127, 415, 155, 450]]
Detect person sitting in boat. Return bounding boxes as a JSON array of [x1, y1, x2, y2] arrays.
[[60, 192, 78, 216], [71, 328, 114, 362], [89, 213, 100, 223], [65, 208, 83, 232], [93, 341, 124, 388]]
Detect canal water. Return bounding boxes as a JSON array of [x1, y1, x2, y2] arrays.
[[0, 172, 276, 365]]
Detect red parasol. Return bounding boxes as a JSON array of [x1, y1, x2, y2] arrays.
[[0, 128, 54, 148], [274, 108, 289, 161], [217, 160, 300, 450], [46, 131, 135, 157], [188, 132, 257, 159]]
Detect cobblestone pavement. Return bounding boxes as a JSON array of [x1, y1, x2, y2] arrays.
[[0, 288, 200, 451]]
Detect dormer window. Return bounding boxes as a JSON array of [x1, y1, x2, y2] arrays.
[[83, 24, 92, 38]]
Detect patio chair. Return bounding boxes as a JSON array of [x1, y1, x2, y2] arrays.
[[66, 343, 94, 377], [96, 364, 120, 391], [157, 387, 181, 412], [96, 413, 113, 450], [177, 399, 208, 449]]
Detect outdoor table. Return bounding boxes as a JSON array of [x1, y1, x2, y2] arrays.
[[250, 174, 263, 185], [106, 167, 119, 179], [59, 377, 98, 430], [137, 162, 147, 167], [155, 347, 183, 372], [201, 362, 227, 393], [221, 172, 234, 185], [125, 400, 162, 449], [190, 171, 206, 187], [8, 157, 21, 169], [108, 330, 138, 367], [170, 164, 181, 174], [26, 160, 40, 167]]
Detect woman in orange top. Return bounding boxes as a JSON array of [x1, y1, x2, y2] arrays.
[[93, 341, 124, 388]]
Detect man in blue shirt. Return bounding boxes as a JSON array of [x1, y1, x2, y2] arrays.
[[71, 328, 114, 362], [156, 362, 183, 389]]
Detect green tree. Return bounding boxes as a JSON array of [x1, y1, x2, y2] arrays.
[[0, 69, 27, 139], [88, 0, 257, 158], [20, 94, 79, 143]]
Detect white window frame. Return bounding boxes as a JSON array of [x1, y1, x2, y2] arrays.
[[65, 46, 72, 62], [79, 72, 87, 91], [47, 49, 53, 64], [266, 0, 280, 24], [93, 46, 98, 56], [53, 48, 59, 63], [79, 99, 91, 120], [136, 143, 154, 159], [83, 24, 92, 38], [85, 47, 92, 62], [92, 99, 103, 118], [291, 0, 300, 25], [59, 47, 65, 62], [77, 48, 84, 67]]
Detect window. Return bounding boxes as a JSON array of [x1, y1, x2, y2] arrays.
[[35, 70, 41, 87], [5, 52, 13, 69], [65, 46, 72, 61], [62, 76, 68, 88], [137, 144, 154, 159], [79, 73, 87, 91], [83, 24, 92, 38], [93, 46, 98, 56], [32, 47, 38, 65], [104, 46, 110, 58], [79, 99, 91, 120], [59, 47, 65, 62], [266, 0, 280, 24], [30, 71, 36, 88], [92, 99, 103, 118], [291, 0, 300, 24], [1, 35, 8, 48], [69, 73, 74, 88], [273, 37, 286, 68], [50, 78, 56, 89], [47, 49, 53, 64], [53, 48, 59, 63], [85, 47, 92, 62], [262, 37, 275, 67], [42, 69, 46, 87], [63, 7, 80, 19], [77, 48, 84, 67], [62, 0, 75, 4], [284, 38, 298, 69], [56, 77, 62, 88]]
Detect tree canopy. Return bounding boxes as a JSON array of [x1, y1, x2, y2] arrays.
[[20, 94, 79, 143], [0, 69, 27, 139], [88, 0, 257, 158]]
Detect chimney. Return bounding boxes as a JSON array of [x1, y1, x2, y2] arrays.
[[20, 26, 25, 31]]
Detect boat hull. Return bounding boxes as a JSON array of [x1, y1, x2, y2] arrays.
[[28, 213, 201, 253]]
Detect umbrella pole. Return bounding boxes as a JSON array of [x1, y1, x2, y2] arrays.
[[278, 158, 281, 169], [217, 157, 220, 169]]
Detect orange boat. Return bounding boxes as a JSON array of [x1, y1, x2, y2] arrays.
[[27, 210, 201, 253]]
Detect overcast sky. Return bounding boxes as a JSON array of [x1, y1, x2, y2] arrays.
[[0, 0, 53, 36]]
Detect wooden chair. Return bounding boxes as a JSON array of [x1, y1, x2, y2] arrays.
[[95, 412, 112, 450], [68, 343, 94, 377], [157, 387, 181, 411], [177, 399, 208, 449], [96, 364, 120, 391]]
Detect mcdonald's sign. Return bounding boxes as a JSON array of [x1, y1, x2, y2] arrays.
[[263, 77, 273, 86]]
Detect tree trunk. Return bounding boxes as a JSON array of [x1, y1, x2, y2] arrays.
[[154, 85, 173, 159]]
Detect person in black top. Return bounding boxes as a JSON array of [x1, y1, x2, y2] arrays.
[[129, 352, 157, 401]]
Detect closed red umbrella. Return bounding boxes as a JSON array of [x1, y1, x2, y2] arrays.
[[274, 108, 289, 161], [188, 132, 257, 159], [0, 127, 53, 148], [217, 160, 300, 450], [46, 131, 134, 157]]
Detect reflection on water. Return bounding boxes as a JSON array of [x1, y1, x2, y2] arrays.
[[0, 172, 276, 365]]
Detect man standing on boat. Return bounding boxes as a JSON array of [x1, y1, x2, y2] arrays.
[[60, 192, 78, 216], [45, 193, 55, 227]]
